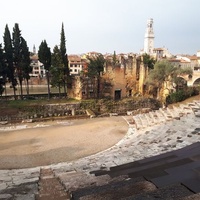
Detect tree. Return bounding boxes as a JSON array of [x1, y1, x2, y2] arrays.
[[112, 51, 118, 67], [146, 60, 192, 101], [87, 54, 105, 99], [38, 40, 51, 99], [0, 44, 6, 96], [60, 23, 70, 97], [4, 24, 17, 99], [12, 23, 23, 98], [20, 37, 31, 96], [12, 24, 31, 99], [143, 53, 156, 69], [50, 45, 64, 98]]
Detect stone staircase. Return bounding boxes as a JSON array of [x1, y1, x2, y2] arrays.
[[36, 168, 70, 200], [132, 101, 199, 130]]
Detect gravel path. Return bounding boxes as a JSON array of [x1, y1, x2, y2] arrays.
[[0, 116, 128, 169]]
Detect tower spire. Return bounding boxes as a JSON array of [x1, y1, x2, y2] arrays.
[[144, 18, 155, 55], [33, 44, 36, 54]]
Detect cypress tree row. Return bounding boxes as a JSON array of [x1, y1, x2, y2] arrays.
[[2, 23, 31, 99], [0, 23, 69, 99], [3, 24, 17, 99]]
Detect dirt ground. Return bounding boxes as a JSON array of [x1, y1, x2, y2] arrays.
[[0, 116, 128, 169]]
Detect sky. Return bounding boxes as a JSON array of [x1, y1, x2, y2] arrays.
[[0, 0, 200, 55]]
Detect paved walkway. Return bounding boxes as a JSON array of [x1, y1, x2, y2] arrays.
[[0, 100, 200, 199]]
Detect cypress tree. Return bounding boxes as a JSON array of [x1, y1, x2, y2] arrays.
[[60, 23, 70, 97], [38, 40, 51, 99], [20, 37, 31, 96], [3, 24, 17, 99], [13, 23, 23, 98], [51, 45, 64, 98], [0, 44, 6, 96]]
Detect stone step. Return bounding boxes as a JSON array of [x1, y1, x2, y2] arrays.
[[188, 103, 200, 112], [132, 116, 143, 129], [155, 110, 166, 123], [194, 101, 200, 109], [182, 177, 200, 193], [123, 184, 193, 200], [144, 113, 155, 126], [172, 105, 185, 117], [179, 104, 194, 114], [194, 110, 200, 117], [36, 168, 70, 200], [159, 108, 173, 121], [167, 107, 180, 119], [149, 111, 159, 124], [71, 178, 156, 200], [138, 114, 148, 128], [55, 170, 114, 193], [177, 193, 200, 200], [130, 101, 197, 130]]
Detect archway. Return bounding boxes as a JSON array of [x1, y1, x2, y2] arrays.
[[193, 78, 200, 86]]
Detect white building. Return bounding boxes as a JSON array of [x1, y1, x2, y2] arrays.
[[68, 55, 84, 75], [30, 54, 45, 77]]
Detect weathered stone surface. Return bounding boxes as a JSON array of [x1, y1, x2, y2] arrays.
[[0, 182, 8, 191], [1, 100, 200, 198]]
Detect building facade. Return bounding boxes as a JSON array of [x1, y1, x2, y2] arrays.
[[30, 54, 45, 78], [68, 55, 85, 75]]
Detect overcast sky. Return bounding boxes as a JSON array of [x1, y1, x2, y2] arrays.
[[0, 0, 199, 55]]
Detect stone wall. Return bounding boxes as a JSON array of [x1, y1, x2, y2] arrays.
[[0, 98, 161, 123], [0, 103, 84, 123], [80, 98, 161, 115]]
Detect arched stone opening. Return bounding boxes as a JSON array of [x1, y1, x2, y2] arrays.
[[193, 78, 200, 86]]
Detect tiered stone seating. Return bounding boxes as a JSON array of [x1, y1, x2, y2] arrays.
[[79, 143, 200, 200], [3, 100, 200, 199], [191, 101, 200, 117], [51, 100, 200, 199], [132, 101, 200, 130]]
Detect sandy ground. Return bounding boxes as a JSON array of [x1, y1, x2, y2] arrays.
[[0, 116, 128, 169]]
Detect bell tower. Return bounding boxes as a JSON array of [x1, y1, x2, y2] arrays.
[[144, 18, 154, 55]]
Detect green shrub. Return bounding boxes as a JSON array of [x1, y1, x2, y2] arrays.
[[166, 87, 199, 104]]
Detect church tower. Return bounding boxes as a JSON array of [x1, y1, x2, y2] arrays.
[[144, 18, 154, 55], [33, 45, 36, 55]]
